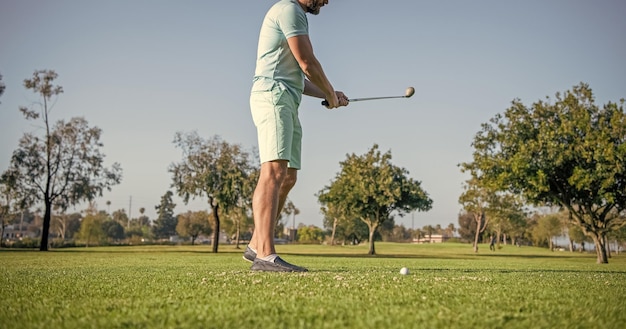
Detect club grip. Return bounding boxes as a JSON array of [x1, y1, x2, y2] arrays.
[[321, 100, 329, 106]]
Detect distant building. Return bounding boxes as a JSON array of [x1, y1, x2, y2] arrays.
[[283, 227, 297, 242], [2, 225, 38, 240], [412, 234, 449, 244]]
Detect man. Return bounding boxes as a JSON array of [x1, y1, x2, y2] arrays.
[[246, 0, 349, 272], [489, 234, 496, 251]]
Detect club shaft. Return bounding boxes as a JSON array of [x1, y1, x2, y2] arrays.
[[350, 95, 406, 102], [321, 95, 406, 106]]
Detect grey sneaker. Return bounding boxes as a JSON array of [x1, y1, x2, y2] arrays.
[[243, 246, 256, 263], [250, 256, 308, 272]]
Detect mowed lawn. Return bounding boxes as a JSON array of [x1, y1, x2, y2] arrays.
[[1, 243, 625, 329]]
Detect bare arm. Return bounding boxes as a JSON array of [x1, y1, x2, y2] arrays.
[[287, 34, 346, 108]]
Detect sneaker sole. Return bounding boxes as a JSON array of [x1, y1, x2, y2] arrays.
[[250, 256, 308, 272]]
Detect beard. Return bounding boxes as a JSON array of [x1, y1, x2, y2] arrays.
[[305, 1, 322, 15]]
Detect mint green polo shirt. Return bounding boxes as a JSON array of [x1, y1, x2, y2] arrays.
[[252, 0, 308, 100]]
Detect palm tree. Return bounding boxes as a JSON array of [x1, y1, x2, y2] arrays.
[[139, 207, 147, 226]]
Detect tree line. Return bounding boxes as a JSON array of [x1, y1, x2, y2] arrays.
[[1, 71, 625, 263]]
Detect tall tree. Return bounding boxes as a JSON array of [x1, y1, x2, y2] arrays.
[[457, 211, 477, 243], [318, 144, 432, 255], [152, 191, 177, 240], [170, 132, 256, 253], [1, 70, 122, 251], [461, 83, 626, 263], [137, 207, 150, 227], [458, 178, 490, 253], [320, 201, 349, 245]]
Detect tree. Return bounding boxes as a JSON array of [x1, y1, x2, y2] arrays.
[[77, 205, 106, 247], [322, 208, 369, 246], [458, 178, 490, 253], [610, 222, 626, 254], [318, 144, 432, 255], [1, 70, 122, 251], [457, 211, 476, 243], [388, 224, 411, 242], [445, 223, 456, 238], [279, 199, 300, 241], [221, 206, 252, 248], [111, 209, 129, 227], [102, 220, 125, 243], [170, 132, 256, 253], [297, 225, 324, 244], [567, 221, 591, 252], [282, 199, 300, 229], [422, 225, 435, 242], [506, 211, 529, 247], [152, 191, 177, 240], [321, 201, 348, 245], [137, 207, 150, 226], [531, 213, 563, 250], [461, 83, 626, 263], [51, 212, 81, 240], [486, 193, 526, 248], [176, 210, 212, 245]]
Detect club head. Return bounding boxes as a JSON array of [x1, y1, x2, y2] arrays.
[[405, 87, 415, 98]]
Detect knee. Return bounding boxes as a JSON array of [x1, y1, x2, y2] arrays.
[[259, 161, 289, 186]]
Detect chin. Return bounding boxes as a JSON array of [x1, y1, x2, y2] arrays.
[[307, 3, 322, 15]]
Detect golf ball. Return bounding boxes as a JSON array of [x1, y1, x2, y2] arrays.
[[400, 267, 409, 275]]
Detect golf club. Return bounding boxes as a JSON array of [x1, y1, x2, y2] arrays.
[[322, 86, 415, 106]]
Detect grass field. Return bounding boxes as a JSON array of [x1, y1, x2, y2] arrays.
[[1, 243, 625, 329]]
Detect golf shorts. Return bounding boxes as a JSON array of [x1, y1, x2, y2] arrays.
[[250, 80, 302, 169]]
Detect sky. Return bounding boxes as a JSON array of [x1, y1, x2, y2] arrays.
[[1, 0, 625, 230]]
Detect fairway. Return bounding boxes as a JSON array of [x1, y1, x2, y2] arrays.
[[1, 243, 625, 329]]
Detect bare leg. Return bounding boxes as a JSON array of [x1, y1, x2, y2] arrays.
[[249, 161, 296, 258], [275, 168, 298, 223]]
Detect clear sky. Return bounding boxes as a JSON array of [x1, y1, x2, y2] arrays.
[[1, 0, 625, 230]]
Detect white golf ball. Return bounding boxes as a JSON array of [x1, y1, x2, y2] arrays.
[[400, 267, 409, 275]]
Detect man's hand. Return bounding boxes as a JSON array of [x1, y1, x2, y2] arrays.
[[336, 91, 349, 106], [324, 91, 349, 109]]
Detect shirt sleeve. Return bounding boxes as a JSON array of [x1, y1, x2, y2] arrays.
[[277, 4, 308, 39]]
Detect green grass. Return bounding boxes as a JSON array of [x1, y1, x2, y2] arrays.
[[1, 243, 625, 329]]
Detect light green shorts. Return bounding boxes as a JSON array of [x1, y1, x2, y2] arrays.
[[250, 80, 302, 169]]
